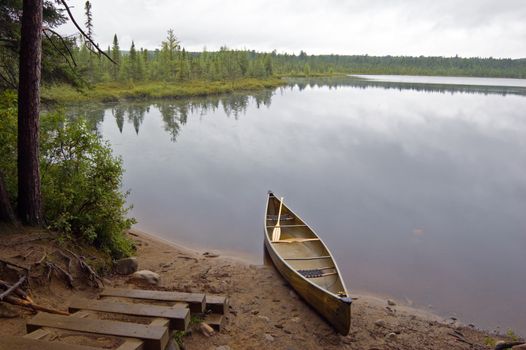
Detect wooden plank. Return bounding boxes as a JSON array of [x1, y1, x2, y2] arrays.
[[284, 255, 331, 260], [205, 295, 229, 314], [27, 312, 168, 350], [100, 288, 205, 313], [0, 336, 101, 350], [69, 297, 190, 331], [204, 314, 224, 331], [116, 339, 144, 350], [23, 329, 49, 340]]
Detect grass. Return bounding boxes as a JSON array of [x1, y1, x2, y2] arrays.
[[42, 78, 286, 104]]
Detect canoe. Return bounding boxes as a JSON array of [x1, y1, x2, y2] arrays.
[[264, 191, 352, 335]]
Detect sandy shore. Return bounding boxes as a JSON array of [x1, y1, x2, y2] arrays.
[[0, 227, 514, 349], [123, 229, 502, 350]]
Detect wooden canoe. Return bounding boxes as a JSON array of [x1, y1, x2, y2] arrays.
[[264, 192, 352, 335]]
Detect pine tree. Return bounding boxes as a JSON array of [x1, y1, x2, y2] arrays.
[[111, 34, 120, 80]]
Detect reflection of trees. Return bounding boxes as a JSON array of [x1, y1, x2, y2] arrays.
[[112, 106, 125, 133], [64, 105, 105, 134], [286, 77, 526, 97], [127, 104, 147, 135], [64, 88, 278, 141]]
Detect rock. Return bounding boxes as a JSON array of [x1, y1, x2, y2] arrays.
[[130, 270, 160, 285], [387, 299, 396, 306], [257, 315, 270, 322], [385, 332, 397, 341], [274, 323, 284, 329], [512, 344, 526, 350], [264, 334, 275, 342], [199, 322, 215, 337], [215, 346, 231, 350], [374, 319, 386, 327], [114, 257, 138, 275], [251, 310, 259, 315], [203, 252, 219, 258]]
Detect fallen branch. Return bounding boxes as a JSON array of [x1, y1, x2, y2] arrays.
[[3, 295, 69, 316], [0, 279, 32, 302], [0, 275, 26, 301], [0, 258, 30, 272]]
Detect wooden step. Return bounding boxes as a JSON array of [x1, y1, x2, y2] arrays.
[[100, 288, 205, 313], [204, 313, 225, 331], [0, 336, 101, 350], [69, 297, 190, 331], [205, 295, 229, 314], [27, 312, 169, 350]]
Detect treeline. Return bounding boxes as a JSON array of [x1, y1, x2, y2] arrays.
[[271, 53, 526, 78], [75, 32, 526, 85], [75, 30, 274, 84]]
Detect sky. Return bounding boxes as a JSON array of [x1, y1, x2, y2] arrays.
[[58, 0, 526, 58]]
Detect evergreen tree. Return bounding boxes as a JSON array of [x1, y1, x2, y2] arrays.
[[111, 34, 120, 80]]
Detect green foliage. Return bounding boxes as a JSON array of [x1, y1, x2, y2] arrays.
[[0, 91, 135, 258], [0, 90, 18, 198], [484, 336, 496, 347], [40, 113, 136, 258], [506, 329, 519, 341]]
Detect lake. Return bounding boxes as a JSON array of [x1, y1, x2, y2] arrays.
[[68, 75, 526, 334]]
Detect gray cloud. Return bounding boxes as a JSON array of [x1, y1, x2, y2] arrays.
[[59, 0, 526, 57]]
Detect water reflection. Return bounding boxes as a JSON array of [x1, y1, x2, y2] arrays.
[[65, 77, 526, 140], [286, 76, 526, 97], [63, 77, 526, 334]]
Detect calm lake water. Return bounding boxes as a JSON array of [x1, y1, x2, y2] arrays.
[[69, 76, 526, 334]]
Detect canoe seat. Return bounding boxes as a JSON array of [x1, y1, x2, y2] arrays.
[[266, 214, 294, 221], [298, 268, 337, 278]]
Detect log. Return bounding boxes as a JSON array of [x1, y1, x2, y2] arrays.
[[0, 275, 26, 301], [3, 295, 69, 315]]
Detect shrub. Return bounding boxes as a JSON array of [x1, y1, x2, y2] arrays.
[[0, 91, 135, 258]]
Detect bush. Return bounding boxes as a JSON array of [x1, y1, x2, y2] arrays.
[[0, 91, 135, 258]]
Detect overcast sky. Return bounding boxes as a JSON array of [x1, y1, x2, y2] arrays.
[[59, 0, 526, 58]]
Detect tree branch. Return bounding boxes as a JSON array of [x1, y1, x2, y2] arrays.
[[59, 0, 116, 64], [43, 27, 77, 67], [0, 275, 26, 301]]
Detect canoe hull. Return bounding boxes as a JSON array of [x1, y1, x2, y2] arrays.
[[263, 237, 351, 335]]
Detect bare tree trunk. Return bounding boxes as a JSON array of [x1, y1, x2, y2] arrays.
[[0, 171, 16, 223], [17, 0, 43, 226]]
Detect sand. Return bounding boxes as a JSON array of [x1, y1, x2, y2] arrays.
[[0, 227, 516, 349]]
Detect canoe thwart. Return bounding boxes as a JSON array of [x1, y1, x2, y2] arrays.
[[284, 255, 331, 260], [272, 238, 320, 243]]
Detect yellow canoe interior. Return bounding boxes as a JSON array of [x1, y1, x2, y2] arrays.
[[265, 194, 347, 297]]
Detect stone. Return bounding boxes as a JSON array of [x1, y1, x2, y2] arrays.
[[203, 251, 219, 258], [264, 334, 275, 342], [512, 344, 526, 350], [215, 346, 232, 350], [130, 270, 160, 285], [114, 257, 138, 275], [199, 322, 215, 337], [385, 332, 397, 341], [257, 315, 270, 322], [387, 299, 396, 306], [374, 319, 386, 327]]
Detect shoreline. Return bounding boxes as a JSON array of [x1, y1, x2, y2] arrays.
[[126, 229, 510, 349], [0, 227, 517, 349]]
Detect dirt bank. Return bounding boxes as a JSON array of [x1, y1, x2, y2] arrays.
[[0, 227, 518, 349]]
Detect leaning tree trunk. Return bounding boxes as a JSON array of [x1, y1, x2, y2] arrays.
[[17, 0, 43, 226], [0, 171, 16, 223]]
